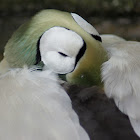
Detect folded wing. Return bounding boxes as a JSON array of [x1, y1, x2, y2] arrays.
[[0, 67, 89, 140]]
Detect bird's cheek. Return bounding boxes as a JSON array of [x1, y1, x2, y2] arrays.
[[57, 57, 75, 74], [42, 52, 75, 74]]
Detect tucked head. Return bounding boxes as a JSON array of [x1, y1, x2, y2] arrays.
[[3, 9, 107, 86]]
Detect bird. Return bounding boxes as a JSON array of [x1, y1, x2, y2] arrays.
[[3, 8, 139, 139], [0, 9, 104, 140]]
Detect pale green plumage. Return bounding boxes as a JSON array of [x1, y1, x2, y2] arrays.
[[5, 9, 73, 67], [2, 9, 107, 86]]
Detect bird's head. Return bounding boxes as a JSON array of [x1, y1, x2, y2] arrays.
[[4, 9, 107, 86]]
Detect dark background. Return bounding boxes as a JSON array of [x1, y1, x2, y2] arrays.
[[0, 0, 140, 139], [0, 0, 140, 57]]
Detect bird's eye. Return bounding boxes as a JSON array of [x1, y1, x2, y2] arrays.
[[58, 52, 68, 57]]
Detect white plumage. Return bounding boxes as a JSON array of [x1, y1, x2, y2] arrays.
[[0, 67, 89, 140], [71, 13, 99, 36], [101, 41, 140, 137], [101, 34, 126, 49]]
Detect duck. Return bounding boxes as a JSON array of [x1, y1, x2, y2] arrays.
[[0, 9, 105, 87]]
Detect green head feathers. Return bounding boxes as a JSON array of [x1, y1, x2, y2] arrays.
[[3, 9, 107, 86]]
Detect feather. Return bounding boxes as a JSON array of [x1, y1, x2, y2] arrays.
[[71, 13, 99, 36], [101, 41, 140, 137], [101, 34, 126, 50], [0, 67, 89, 140]]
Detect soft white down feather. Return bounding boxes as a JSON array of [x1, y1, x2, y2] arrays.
[[101, 34, 126, 49], [0, 67, 89, 140], [101, 41, 140, 137]]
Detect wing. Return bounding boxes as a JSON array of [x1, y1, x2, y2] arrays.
[[101, 41, 140, 137], [0, 67, 89, 140]]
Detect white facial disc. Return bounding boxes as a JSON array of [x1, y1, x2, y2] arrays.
[[39, 27, 84, 74]]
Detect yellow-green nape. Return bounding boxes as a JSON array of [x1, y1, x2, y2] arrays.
[[66, 39, 107, 86]]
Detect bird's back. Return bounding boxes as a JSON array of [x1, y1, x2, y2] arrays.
[[0, 67, 89, 140]]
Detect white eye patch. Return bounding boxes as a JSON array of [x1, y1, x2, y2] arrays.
[[71, 13, 99, 36]]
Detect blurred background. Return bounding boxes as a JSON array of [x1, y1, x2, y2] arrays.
[[0, 0, 140, 140], [0, 0, 140, 57]]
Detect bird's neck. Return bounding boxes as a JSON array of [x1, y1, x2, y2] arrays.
[[66, 44, 108, 87], [91, 48, 108, 87]]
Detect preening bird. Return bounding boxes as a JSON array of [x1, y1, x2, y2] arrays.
[[2, 8, 139, 139], [0, 9, 105, 139]]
